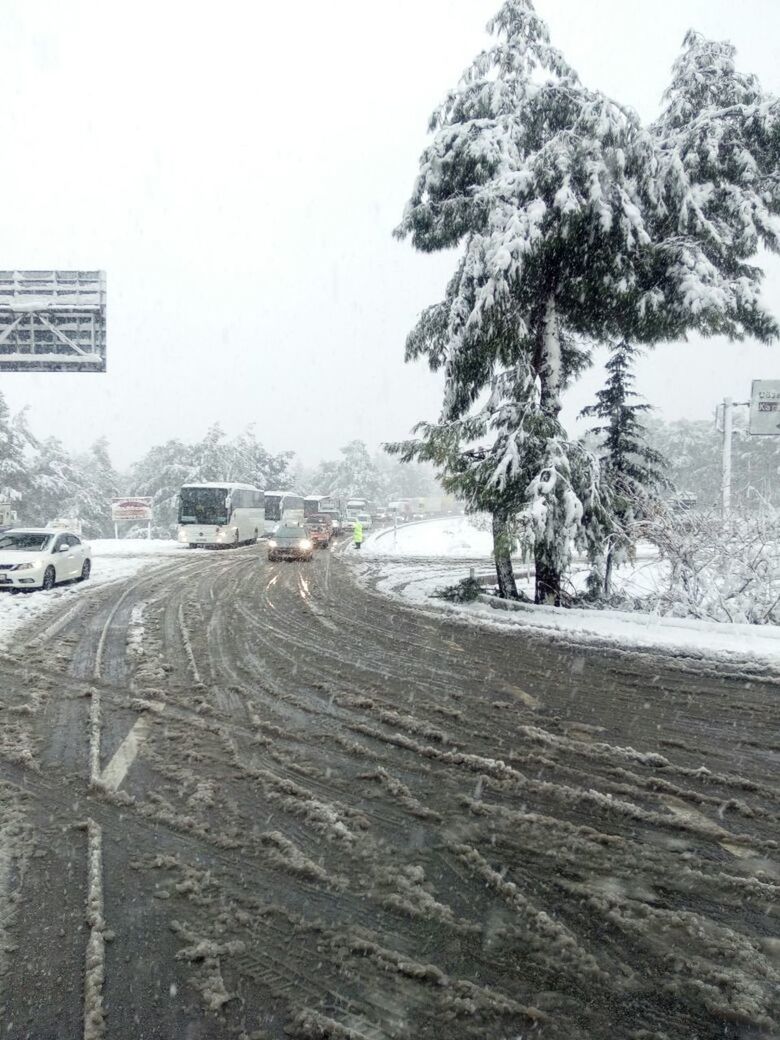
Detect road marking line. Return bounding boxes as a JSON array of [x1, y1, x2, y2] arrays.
[[99, 715, 152, 792], [84, 819, 106, 1040], [88, 688, 102, 787], [177, 603, 202, 684]]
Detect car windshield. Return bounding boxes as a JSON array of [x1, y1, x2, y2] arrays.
[[178, 487, 229, 526], [276, 527, 306, 538], [0, 532, 52, 551]]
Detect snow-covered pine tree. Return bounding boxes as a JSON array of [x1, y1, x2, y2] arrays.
[[69, 438, 120, 537], [333, 441, 385, 502], [0, 392, 32, 511], [644, 30, 780, 343], [580, 342, 667, 595], [396, 0, 665, 602], [233, 427, 295, 491], [27, 437, 82, 525], [130, 439, 197, 533], [396, 3, 780, 604], [389, 360, 610, 602]]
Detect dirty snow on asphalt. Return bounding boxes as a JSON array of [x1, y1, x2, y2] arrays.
[[1, 544, 778, 1039], [0, 539, 190, 649]]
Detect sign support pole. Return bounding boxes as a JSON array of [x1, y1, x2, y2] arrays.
[[722, 397, 733, 522], [114, 522, 118, 540]]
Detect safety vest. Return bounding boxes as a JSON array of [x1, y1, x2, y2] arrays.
[[354, 522, 363, 542]]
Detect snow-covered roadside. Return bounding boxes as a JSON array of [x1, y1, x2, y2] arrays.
[[0, 539, 190, 649], [350, 554, 780, 670], [363, 515, 491, 558], [363, 516, 659, 573]]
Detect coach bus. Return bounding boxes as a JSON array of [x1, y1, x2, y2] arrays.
[[177, 483, 264, 548], [303, 494, 340, 518], [346, 497, 368, 518], [264, 491, 305, 534]]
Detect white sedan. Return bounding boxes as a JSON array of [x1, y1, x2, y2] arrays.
[[0, 529, 92, 591]]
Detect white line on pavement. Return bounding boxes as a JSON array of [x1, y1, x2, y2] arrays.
[[84, 819, 106, 1040], [99, 715, 153, 792]]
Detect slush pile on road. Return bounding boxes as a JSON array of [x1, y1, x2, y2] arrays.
[[0, 547, 778, 1039]]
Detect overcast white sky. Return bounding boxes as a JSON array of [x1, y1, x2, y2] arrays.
[[1, 0, 779, 470]]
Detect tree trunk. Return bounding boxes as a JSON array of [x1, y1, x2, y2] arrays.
[[534, 546, 561, 605], [533, 294, 564, 604], [538, 295, 562, 420], [604, 545, 614, 597], [492, 513, 518, 599]]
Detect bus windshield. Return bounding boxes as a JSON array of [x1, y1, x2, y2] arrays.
[[179, 487, 230, 526], [264, 496, 282, 522]]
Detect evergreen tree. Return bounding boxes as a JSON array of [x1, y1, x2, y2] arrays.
[[130, 438, 198, 532], [395, 0, 662, 602], [26, 437, 81, 525], [646, 31, 780, 343], [391, 361, 609, 600], [233, 427, 295, 491], [0, 392, 31, 510], [396, 2, 780, 603], [332, 441, 385, 502], [580, 343, 667, 594], [69, 438, 120, 537]]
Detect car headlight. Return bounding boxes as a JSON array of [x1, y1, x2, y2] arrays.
[[11, 562, 37, 571], [268, 540, 277, 548], [299, 539, 312, 549]]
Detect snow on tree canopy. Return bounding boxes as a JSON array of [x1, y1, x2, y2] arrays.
[[395, 0, 780, 603], [646, 29, 780, 341]]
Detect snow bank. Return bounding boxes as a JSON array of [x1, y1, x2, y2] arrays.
[[363, 516, 493, 558], [357, 558, 780, 669], [0, 539, 189, 649], [89, 538, 187, 558], [362, 519, 658, 577]]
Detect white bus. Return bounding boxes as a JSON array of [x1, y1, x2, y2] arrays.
[[264, 491, 304, 534], [346, 497, 368, 518], [303, 494, 339, 519], [177, 483, 264, 548]]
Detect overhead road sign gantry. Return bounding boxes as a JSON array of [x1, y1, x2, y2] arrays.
[[0, 270, 106, 372]]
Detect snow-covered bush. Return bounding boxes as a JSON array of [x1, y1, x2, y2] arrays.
[[644, 510, 780, 624], [433, 576, 485, 603]]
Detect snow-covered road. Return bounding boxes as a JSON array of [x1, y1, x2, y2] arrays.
[[0, 539, 192, 649], [0, 543, 777, 1039]]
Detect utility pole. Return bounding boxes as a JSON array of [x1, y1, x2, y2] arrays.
[[721, 396, 733, 521]]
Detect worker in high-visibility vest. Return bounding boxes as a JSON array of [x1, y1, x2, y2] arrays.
[[353, 519, 364, 550]]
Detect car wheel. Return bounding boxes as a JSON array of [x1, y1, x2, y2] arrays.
[[80, 559, 91, 582], [42, 566, 56, 591]]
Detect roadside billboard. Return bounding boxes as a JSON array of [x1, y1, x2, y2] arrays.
[[0, 270, 106, 372], [111, 497, 153, 521]]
